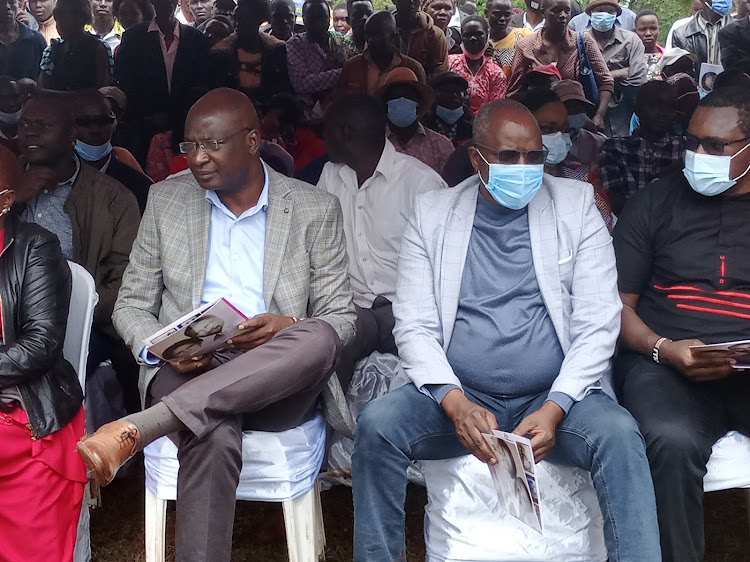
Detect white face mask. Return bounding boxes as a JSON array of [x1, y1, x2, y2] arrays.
[[542, 131, 572, 165], [0, 109, 21, 125], [683, 142, 750, 197]]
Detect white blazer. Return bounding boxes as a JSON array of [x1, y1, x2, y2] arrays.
[[392, 174, 622, 403]]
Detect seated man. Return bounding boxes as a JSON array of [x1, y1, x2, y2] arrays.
[[421, 71, 473, 145], [599, 80, 684, 214], [380, 67, 454, 174], [74, 90, 153, 214], [318, 93, 445, 389], [16, 93, 142, 412], [337, 10, 426, 96], [352, 98, 661, 562], [613, 87, 750, 562], [77, 89, 355, 562]]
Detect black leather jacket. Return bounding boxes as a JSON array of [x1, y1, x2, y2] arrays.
[[0, 214, 82, 439]]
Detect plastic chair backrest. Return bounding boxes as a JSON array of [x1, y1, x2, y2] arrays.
[[63, 261, 98, 394]]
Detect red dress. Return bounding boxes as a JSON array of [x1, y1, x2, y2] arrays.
[[0, 225, 87, 562]]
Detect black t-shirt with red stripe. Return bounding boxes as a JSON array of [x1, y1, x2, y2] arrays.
[[614, 171, 750, 344]]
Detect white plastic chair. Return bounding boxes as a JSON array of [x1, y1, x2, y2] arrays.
[[704, 431, 750, 534], [421, 430, 750, 561], [143, 411, 327, 562], [64, 261, 98, 393], [63, 261, 98, 562]]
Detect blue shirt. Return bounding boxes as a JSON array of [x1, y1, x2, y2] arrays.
[[23, 156, 80, 260], [142, 163, 270, 364], [434, 194, 572, 412], [201, 165, 269, 318]]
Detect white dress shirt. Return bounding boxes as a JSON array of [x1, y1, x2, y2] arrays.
[[141, 162, 269, 364], [201, 162, 269, 319], [317, 139, 446, 308], [147, 18, 181, 92]]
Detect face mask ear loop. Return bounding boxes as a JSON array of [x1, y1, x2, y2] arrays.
[[730, 141, 750, 182], [475, 147, 491, 187]]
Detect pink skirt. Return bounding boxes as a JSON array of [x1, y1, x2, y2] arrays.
[[0, 405, 86, 562]]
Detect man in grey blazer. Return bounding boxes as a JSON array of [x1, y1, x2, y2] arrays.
[[352, 99, 661, 561], [77, 89, 355, 561]]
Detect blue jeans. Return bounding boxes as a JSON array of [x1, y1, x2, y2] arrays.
[[352, 383, 661, 562]]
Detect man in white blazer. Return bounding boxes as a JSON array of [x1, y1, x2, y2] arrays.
[[351, 99, 661, 562]]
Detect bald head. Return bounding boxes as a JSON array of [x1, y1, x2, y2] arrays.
[[187, 88, 260, 133], [473, 99, 542, 148], [183, 88, 263, 194]]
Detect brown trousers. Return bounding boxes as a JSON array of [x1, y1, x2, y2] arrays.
[[147, 319, 339, 562]]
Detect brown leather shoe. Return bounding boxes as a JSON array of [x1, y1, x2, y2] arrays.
[[77, 420, 141, 487]]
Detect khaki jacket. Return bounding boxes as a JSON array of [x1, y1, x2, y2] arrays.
[[66, 162, 140, 337]]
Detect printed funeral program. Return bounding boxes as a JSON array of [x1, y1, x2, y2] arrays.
[[482, 430, 543, 533], [144, 298, 248, 362], [690, 339, 750, 369]]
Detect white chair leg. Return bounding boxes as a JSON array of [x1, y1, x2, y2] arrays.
[[283, 485, 325, 562], [313, 481, 326, 559], [145, 487, 167, 562]]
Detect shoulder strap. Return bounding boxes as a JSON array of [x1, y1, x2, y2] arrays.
[[577, 31, 590, 70]]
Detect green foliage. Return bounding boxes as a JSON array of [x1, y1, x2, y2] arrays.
[[374, 0, 695, 44]]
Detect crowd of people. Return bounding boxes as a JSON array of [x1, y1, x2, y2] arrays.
[[0, 0, 749, 560]]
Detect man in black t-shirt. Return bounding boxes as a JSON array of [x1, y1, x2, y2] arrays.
[[613, 87, 750, 562]]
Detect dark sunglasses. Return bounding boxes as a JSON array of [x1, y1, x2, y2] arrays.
[[75, 115, 116, 127], [684, 134, 750, 157], [476, 144, 549, 165]]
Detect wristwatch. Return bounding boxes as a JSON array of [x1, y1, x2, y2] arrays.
[[652, 337, 671, 364]]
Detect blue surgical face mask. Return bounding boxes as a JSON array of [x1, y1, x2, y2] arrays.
[[476, 149, 544, 210], [75, 139, 114, 162], [590, 12, 616, 32], [542, 131, 572, 165], [435, 104, 464, 125], [0, 108, 21, 125], [568, 113, 589, 132], [709, 0, 731, 15], [683, 144, 750, 196], [387, 97, 418, 128]]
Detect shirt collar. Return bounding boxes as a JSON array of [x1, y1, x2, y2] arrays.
[[204, 160, 269, 220], [61, 154, 81, 188], [386, 121, 426, 140], [148, 18, 180, 38]]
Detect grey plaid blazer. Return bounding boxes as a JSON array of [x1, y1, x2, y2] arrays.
[[393, 174, 622, 403], [113, 168, 357, 429]]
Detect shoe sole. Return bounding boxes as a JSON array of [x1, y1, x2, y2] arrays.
[[76, 441, 113, 487]]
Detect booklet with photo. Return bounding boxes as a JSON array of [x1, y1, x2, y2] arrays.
[[689, 339, 750, 368], [143, 298, 248, 362], [482, 430, 543, 533]]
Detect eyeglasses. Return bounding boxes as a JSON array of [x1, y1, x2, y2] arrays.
[[684, 134, 750, 157], [475, 143, 548, 165], [179, 128, 252, 154], [75, 115, 116, 127]]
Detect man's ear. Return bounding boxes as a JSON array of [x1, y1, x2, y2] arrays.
[[247, 128, 261, 154]]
